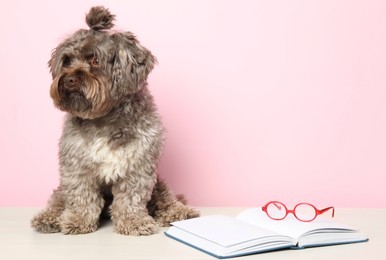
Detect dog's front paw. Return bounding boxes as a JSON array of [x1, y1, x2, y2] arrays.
[[155, 201, 200, 227], [31, 210, 61, 233], [60, 211, 99, 235], [113, 212, 158, 236]]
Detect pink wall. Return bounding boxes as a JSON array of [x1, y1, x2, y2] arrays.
[[1, 0, 385, 207]]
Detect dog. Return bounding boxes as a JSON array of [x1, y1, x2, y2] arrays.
[[31, 6, 199, 235]]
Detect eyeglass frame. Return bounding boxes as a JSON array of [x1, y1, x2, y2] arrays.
[[262, 201, 335, 222]]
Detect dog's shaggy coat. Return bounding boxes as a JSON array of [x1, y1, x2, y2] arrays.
[[31, 6, 199, 235]]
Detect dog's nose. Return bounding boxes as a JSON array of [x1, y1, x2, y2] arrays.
[[63, 74, 80, 90]]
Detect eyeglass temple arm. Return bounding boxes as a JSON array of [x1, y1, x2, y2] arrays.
[[319, 206, 335, 217], [262, 201, 283, 212]]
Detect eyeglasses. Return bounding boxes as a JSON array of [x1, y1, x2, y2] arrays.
[[262, 201, 335, 222]]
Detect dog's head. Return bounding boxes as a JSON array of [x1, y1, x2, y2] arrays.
[[49, 6, 156, 119]]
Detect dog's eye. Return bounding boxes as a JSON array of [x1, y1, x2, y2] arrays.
[[91, 57, 99, 66], [62, 56, 71, 67]]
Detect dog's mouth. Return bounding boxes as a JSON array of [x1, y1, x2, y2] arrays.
[[57, 75, 92, 113]]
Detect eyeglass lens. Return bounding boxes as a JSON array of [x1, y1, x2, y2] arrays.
[[294, 203, 317, 221], [266, 202, 287, 220]]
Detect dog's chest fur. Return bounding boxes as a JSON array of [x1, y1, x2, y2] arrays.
[[59, 107, 163, 184]]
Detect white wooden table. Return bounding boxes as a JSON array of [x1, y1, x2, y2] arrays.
[[0, 208, 385, 259]]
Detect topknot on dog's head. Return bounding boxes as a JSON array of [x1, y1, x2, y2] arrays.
[[85, 6, 115, 31]]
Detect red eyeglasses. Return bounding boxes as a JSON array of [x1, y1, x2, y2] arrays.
[[262, 201, 335, 222]]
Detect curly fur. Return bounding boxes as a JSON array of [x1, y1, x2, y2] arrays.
[[31, 6, 199, 235], [86, 6, 116, 31]]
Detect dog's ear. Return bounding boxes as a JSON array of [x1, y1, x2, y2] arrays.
[[48, 44, 63, 79], [111, 32, 157, 94]]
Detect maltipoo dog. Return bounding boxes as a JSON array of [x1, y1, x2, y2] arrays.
[[31, 6, 199, 235]]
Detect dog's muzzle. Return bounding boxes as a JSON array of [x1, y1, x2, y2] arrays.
[[54, 71, 92, 112], [58, 72, 84, 95]]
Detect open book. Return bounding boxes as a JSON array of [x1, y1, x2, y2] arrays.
[[165, 208, 368, 259]]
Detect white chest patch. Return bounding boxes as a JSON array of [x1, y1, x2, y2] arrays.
[[62, 131, 142, 184], [90, 137, 139, 183]]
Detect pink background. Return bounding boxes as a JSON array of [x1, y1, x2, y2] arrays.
[[1, 0, 385, 208]]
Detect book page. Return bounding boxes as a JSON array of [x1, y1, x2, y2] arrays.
[[236, 208, 356, 239], [166, 226, 294, 257], [170, 215, 294, 248]]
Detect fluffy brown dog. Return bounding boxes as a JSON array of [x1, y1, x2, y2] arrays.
[[31, 6, 199, 235]]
